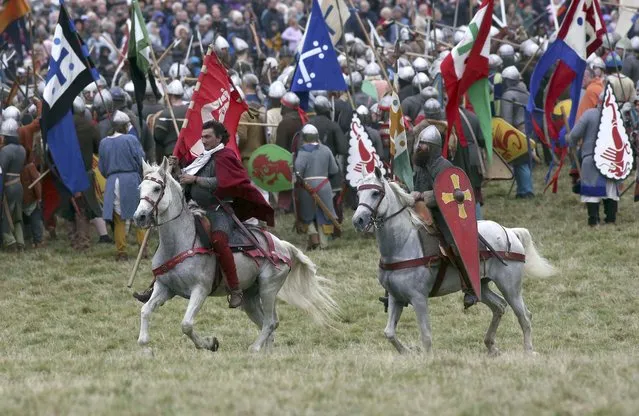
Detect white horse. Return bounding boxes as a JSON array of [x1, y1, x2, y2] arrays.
[[352, 169, 556, 354], [133, 158, 338, 352]]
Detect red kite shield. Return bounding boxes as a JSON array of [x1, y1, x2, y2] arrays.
[[433, 167, 481, 300]]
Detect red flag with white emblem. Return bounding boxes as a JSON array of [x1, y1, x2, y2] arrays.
[[173, 50, 248, 164]]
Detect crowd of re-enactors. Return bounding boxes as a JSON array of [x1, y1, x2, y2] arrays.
[[1, 0, 638, 257]]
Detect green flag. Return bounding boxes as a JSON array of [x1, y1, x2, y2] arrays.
[[127, 0, 151, 73]]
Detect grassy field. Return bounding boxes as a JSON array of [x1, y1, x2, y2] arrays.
[[1, 170, 639, 416]]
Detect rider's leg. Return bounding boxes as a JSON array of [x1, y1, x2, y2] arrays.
[[211, 230, 243, 308]]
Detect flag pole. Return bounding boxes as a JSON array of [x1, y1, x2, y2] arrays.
[[148, 46, 181, 136], [346, 0, 395, 94], [335, 0, 356, 109]]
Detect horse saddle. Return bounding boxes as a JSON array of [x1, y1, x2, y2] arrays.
[[194, 215, 256, 252]]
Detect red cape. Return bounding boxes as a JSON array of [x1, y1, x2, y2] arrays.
[[213, 147, 274, 226]]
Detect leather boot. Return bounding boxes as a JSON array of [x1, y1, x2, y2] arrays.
[[603, 199, 617, 224], [133, 282, 154, 303], [212, 231, 243, 308], [587, 202, 600, 226], [307, 233, 320, 250]]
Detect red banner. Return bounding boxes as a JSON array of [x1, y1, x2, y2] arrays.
[[173, 51, 248, 164]]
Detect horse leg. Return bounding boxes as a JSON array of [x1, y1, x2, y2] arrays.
[[411, 294, 433, 353], [181, 285, 218, 351], [249, 269, 285, 353], [138, 282, 172, 346], [384, 294, 408, 354], [243, 292, 274, 348], [493, 276, 535, 354], [480, 281, 508, 356]]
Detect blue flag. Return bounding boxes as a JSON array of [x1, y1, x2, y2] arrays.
[[292, 0, 346, 93], [41, 0, 99, 194]]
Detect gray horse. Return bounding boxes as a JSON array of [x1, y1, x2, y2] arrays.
[[133, 158, 338, 352], [352, 169, 555, 354]]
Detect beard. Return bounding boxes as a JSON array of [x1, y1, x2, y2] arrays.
[[413, 148, 431, 168]]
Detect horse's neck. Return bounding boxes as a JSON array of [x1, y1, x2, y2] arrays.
[[156, 182, 196, 255], [375, 192, 439, 261]]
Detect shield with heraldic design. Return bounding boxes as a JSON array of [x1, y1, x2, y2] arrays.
[[434, 166, 481, 300], [248, 144, 293, 192]]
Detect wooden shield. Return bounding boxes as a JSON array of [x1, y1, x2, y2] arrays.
[[492, 117, 535, 163], [434, 167, 481, 300], [248, 144, 293, 192]]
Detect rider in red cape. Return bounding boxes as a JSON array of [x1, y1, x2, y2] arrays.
[[134, 120, 273, 307], [211, 146, 274, 227]]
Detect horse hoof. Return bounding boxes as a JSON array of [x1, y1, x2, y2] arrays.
[[488, 348, 501, 357], [205, 336, 219, 352], [140, 347, 154, 358]]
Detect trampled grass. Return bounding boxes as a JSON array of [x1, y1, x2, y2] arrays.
[[1, 169, 639, 415]]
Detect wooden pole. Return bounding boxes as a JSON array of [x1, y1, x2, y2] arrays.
[[128, 228, 151, 288], [336, 0, 356, 109], [28, 168, 50, 190], [346, 0, 395, 93], [149, 45, 181, 136], [158, 39, 181, 65]]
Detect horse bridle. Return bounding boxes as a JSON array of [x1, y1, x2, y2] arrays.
[[356, 182, 407, 231], [140, 174, 184, 226]]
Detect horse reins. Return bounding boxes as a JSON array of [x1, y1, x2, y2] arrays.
[[140, 175, 185, 226], [356, 183, 407, 231]]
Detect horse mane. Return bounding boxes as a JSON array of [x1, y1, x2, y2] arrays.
[[386, 181, 428, 229], [146, 162, 203, 216]]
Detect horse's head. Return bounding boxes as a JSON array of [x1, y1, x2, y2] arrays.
[[352, 167, 395, 232], [134, 157, 179, 228]]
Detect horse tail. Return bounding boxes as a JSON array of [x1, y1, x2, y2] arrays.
[[511, 228, 556, 279], [276, 241, 340, 325]]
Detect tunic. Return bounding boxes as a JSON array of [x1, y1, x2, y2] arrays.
[[569, 107, 620, 201], [98, 133, 145, 221], [154, 104, 188, 161], [0, 138, 26, 226], [294, 143, 339, 225]]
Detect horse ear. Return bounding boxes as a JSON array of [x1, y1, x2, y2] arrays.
[[158, 157, 169, 177], [142, 159, 151, 175], [374, 166, 382, 180]]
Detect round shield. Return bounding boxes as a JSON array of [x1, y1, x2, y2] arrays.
[[248, 144, 293, 192]]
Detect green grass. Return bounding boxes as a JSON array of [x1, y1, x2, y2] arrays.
[[1, 169, 639, 415]]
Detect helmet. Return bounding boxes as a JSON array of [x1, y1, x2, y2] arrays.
[[313, 95, 332, 115], [606, 52, 623, 69], [418, 125, 442, 147], [363, 62, 381, 77], [356, 105, 369, 116], [214, 36, 229, 52], [110, 87, 127, 109], [591, 57, 605, 70], [167, 80, 184, 96], [488, 54, 503, 70], [631, 36, 639, 51], [423, 98, 442, 118], [412, 57, 428, 73], [378, 95, 393, 111], [72, 96, 86, 114], [502, 66, 521, 81], [521, 40, 539, 57], [497, 44, 515, 57], [420, 86, 439, 100], [412, 72, 430, 88], [398, 66, 415, 81], [97, 76, 107, 89], [233, 37, 249, 52], [0, 118, 19, 137], [168, 62, 191, 79], [268, 81, 286, 99], [241, 73, 259, 89], [112, 110, 130, 126], [2, 106, 20, 120], [281, 92, 300, 108], [301, 124, 319, 142], [346, 71, 363, 88], [93, 90, 113, 115], [453, 26, 467, 44], [124, 81, 135, 94]]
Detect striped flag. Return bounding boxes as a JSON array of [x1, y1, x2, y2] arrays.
[[389, 76, 413, 191]]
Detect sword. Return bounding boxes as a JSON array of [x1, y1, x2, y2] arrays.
[[212, 195, 279, 269], [478, 233, 507, 266]]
